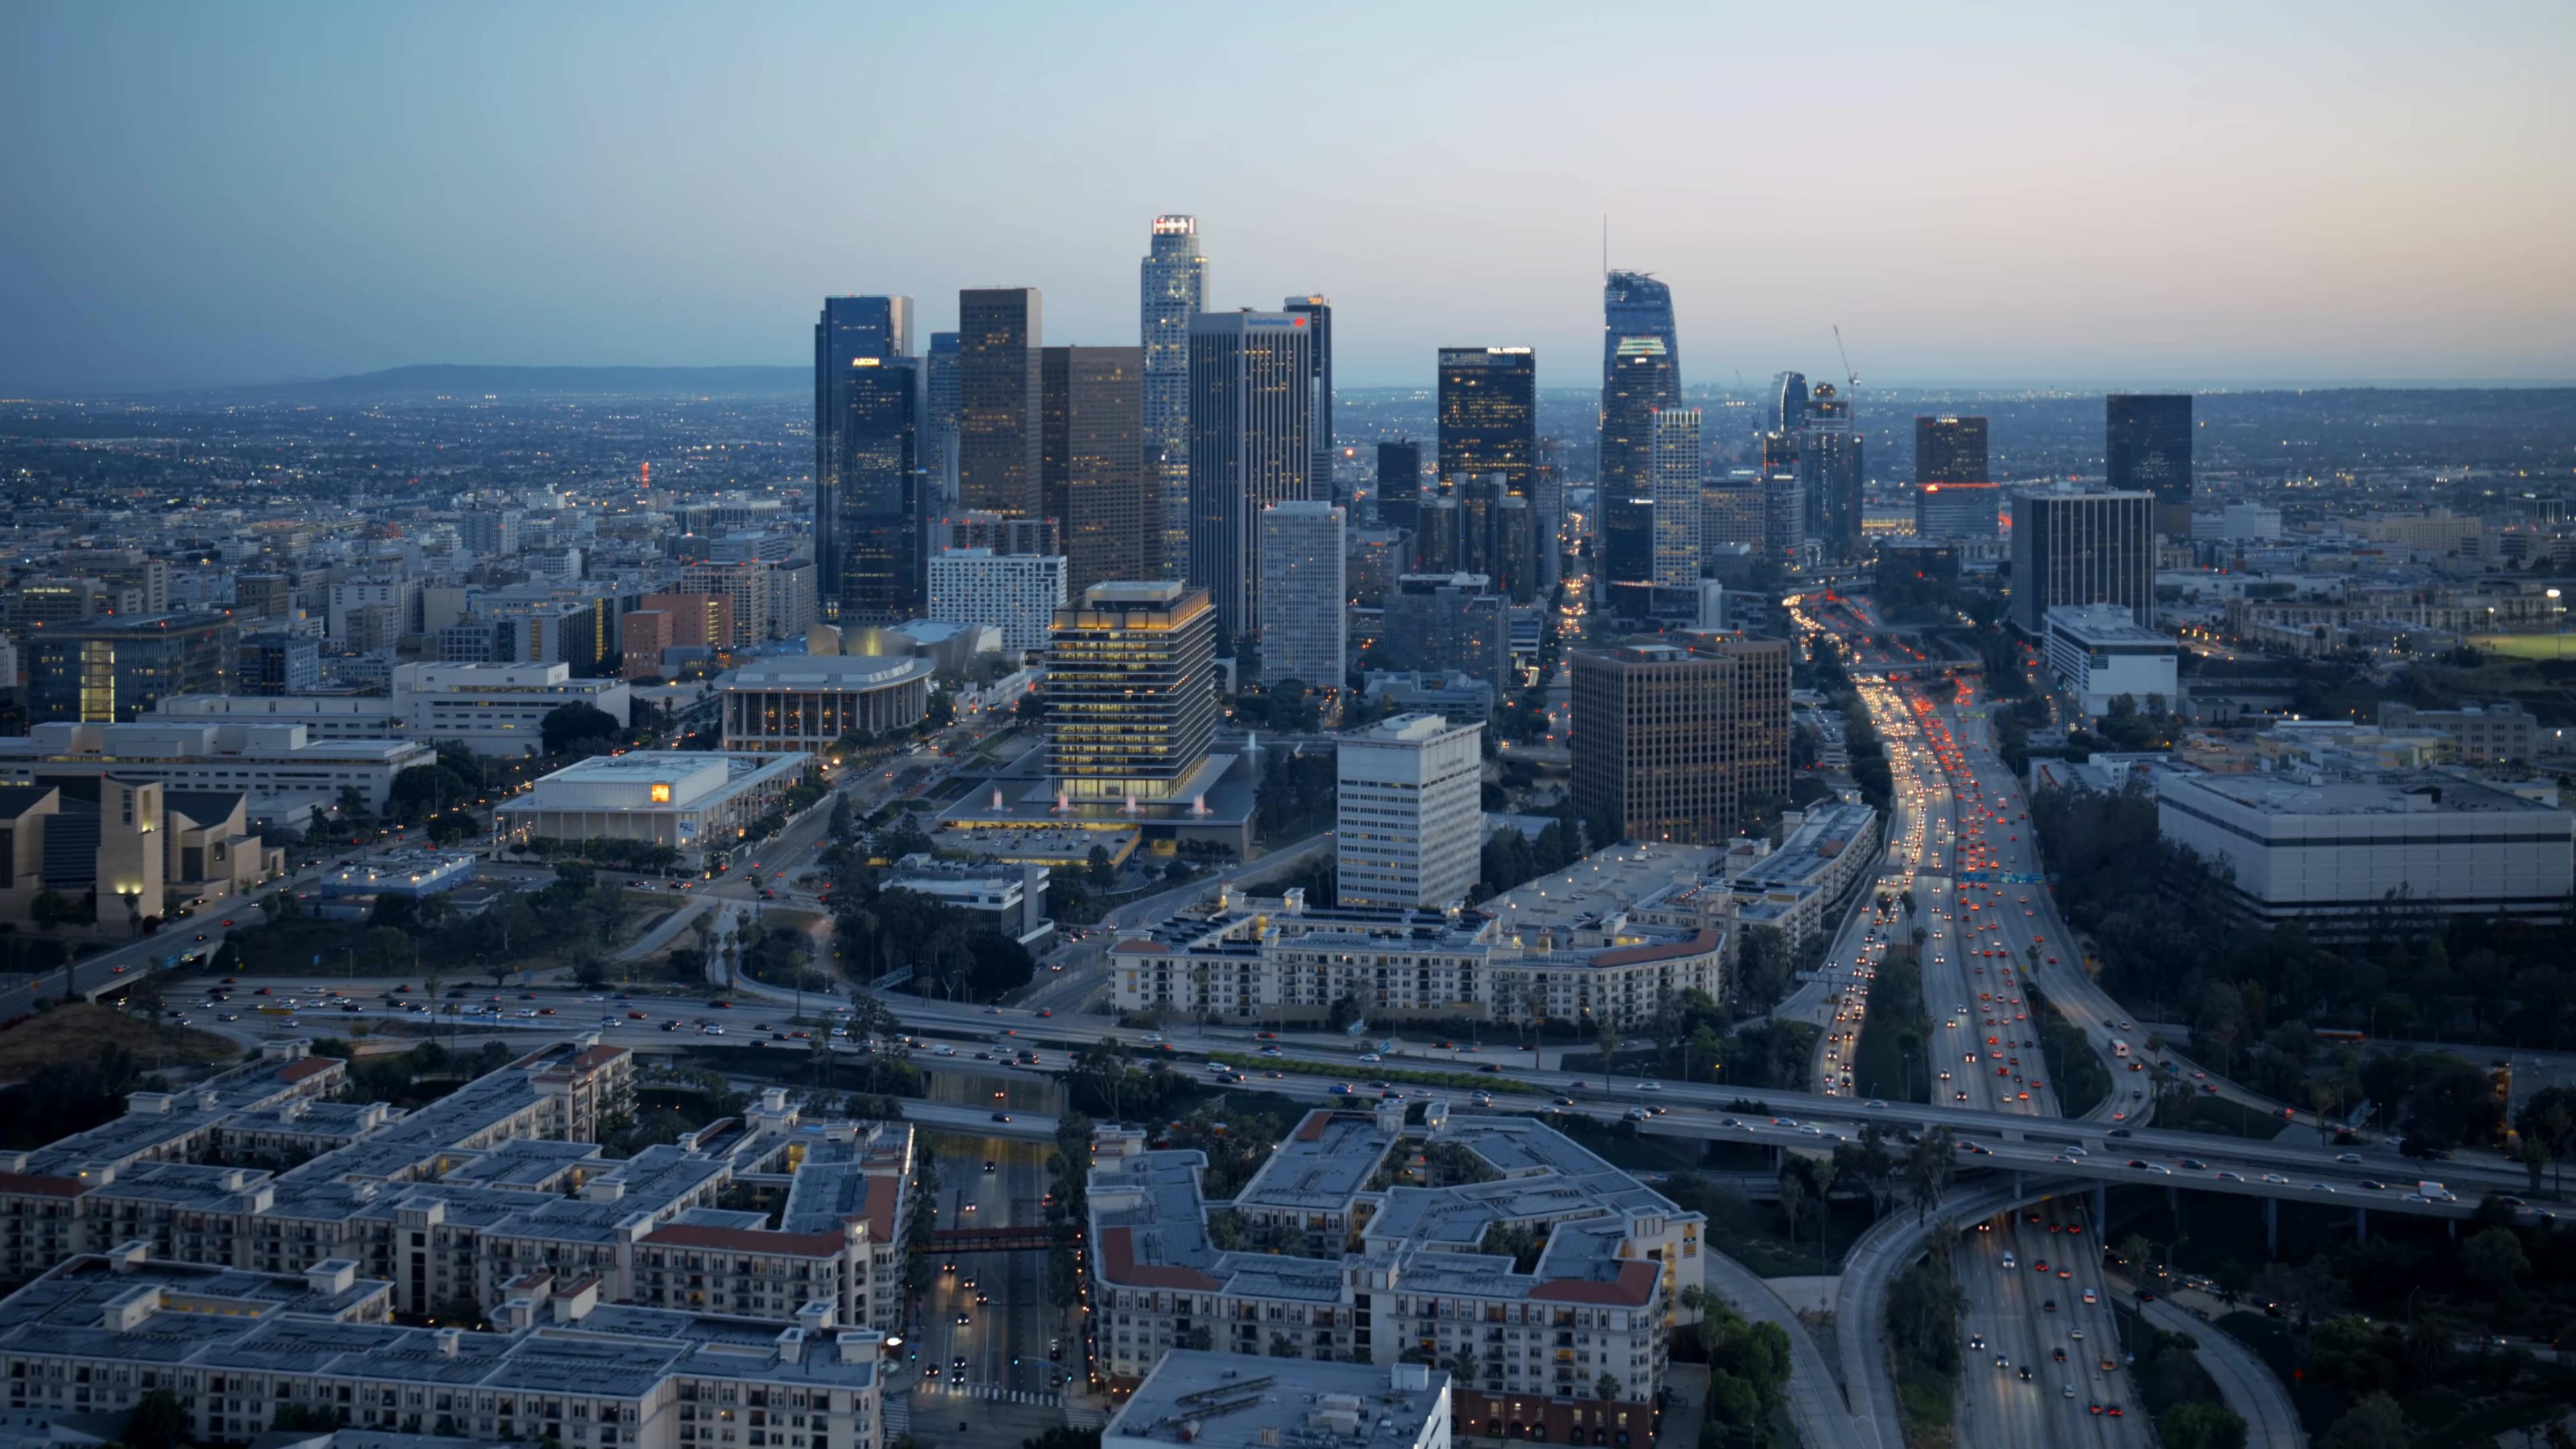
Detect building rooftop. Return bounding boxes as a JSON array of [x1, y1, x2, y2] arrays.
[[1106, 1351, 1448, 1449], [2163, 769, 2573, 820]]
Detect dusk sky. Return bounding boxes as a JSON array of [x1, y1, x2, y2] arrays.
[[4, 1, 2571, 394]]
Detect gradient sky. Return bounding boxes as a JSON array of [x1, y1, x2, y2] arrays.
[[4, 1, 2571, 394]]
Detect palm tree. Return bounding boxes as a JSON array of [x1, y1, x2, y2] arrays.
[[1593, 1371, 1620, 1403]]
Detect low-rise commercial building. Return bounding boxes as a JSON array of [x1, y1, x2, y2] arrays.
[[0, 720, 433, 822], [1104, 1352, 1450, 1449], [392, 663, 633, 757], [2042, 603, 2179, 718], [2376, 700, 2540, 764], [2155, 768, 2575, 926], [1726, 802, 1881, 947], [496, 752, 810, 866]]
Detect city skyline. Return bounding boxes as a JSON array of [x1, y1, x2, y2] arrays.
[[3, 3, 2572, 394]]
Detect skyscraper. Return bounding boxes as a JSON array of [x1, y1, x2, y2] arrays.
[[1048, 581, 1218, 802], [1769, 372, 1809, 434], [1283, 294, 1334, 499], [1759, 431, 1808, 565], [814, 296, 913, 471], [1043, 346, 1148, 594], [1571, 639, 1738, 845], [1141, 217, 1209, 572], [1257, 500, 1346, 688], [1599, 335, 1677, 505], [2107, 393, 2195, 537], [1802, 383, 1865, 561], [1602, 270, 1680, 390], [2008, 486, 2156, 635], [926, 332, 961, 508], [1336, 712, 1485, 910], [819, 356, 926, 625], [1375, 440, 1422, 531], [814, 296, 914, 620], [1914, 414, 1997, 541], [1650, 408, 1703, 588], [1438, 347, 1538, 494], [1187, 310, 1316, 647], [958, 286, 1042, 519]]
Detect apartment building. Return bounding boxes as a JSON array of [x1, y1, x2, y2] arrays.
[[1086, 1110, 1695, 1446]]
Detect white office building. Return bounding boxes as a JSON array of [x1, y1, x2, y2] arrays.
[[2042, 603, 2180, 717], [1651, 408, 1702, 588], [148, 692, 402, 739], [927, 549, 1068, 655], [0, 720, 434, 822], [2155, 769, 2576, 926], [1257, 500, 1347, 688], [1335, 712, 1485, 909], [390, 661, 632, 757]]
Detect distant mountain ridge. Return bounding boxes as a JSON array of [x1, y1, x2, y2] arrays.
[[166, 364, 808, 402]]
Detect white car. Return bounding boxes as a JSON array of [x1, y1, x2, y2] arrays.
[[1359, 1053, 1382, 1063]]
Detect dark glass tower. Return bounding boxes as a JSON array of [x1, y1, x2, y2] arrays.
[[1438, 347, 1538, 492], [2106, 393, 2195, 536], [1284, 295, 1334, 499], [1600, 335, 1677, 502], [1188, 311, 1316, 646], [1915, 415, 1990, 484], [959, 286, 1043, 519], [1769, 372, 1809, 434], [814, 297, 914, 623], [1376, 440, 1423, 531], [821, 358, 925, 625], [1603, 270, 1680, 390]]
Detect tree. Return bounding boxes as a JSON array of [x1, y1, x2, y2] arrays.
[[2460, 1227, 2529, 1293], [124, 1388, 188, 1449], [1593, 1371, 1621, 1403], [2320, 1393, 2407, 1449], [540, 702, 622, 758], [1087, 845, 1116, 887], [2162, 1401, 2249, 1449]]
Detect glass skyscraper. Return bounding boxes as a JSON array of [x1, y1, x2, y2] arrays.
[[1188, 311, 1315, 647], [814, 297, 914, 623], [820, 358, 925, 624], [2107, 393, 2195, 537], [926, 331, 961, 509], [1438, 347, 1538, 491], [1801, 382, 1864, 561], [1141, 216, 1209, 572], [959, 286, 1043, 519], [1283, 294, 1334, 499]]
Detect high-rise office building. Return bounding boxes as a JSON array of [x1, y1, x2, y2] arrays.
[[1455, 475, 1538, 604], [1603, 270, 1680, 392], [1570, 631, 1791, 845], [1256, 500, 1346, 688], [818, 356, 924, 625], [1283, 294, 1334, 499], [1915, 415, 1990, 486], [926, 331, 962, 508], [1758, 432, 1808, 565], [815, 295, 913, 474], [2008, 486, 2156, 635], [1438, 347, 1538, 494], [1650, 408, 1703, 588], [1042, 345, 1149, 594], [2106, 393, 2195, 537], [1571, 640, 1739, 845], [1187, 310, 1316, 647], [1048, 581, 1218, 802], [1375, 440, 1423, 531], [1769, 372, 1809, 434], [1383, 572, 1511, 693], [1141, 217, 1209, 574], [958, 286, 1042, 519], [1335, 712, 1485, 910], [1600, 335, 1677, 501], [1802, 383, 1864, 561]]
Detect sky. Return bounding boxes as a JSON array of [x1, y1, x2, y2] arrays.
[[3, 1, 2572, 394]]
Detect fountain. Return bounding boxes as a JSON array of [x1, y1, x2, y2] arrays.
[[1122, 791, 1139, 816], [1055, 786, 1072, 814], [1190, 794, 1209, 816], [991, 786, 1004, 811]]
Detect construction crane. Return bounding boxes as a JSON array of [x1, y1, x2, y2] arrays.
[[1833, 325, 1859, 395]]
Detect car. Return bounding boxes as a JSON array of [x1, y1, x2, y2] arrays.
[[2042, 1299, 2057, 1313], [2053, 1347, 2067, 1362], [2017, 1365, 2033, 1381], [990, 1112, 1011, 1122], [2106, 1403, 2125, 1417], [2178, 1159, 2207, 1171], [2063, 1384, 2077, 1399], [956, 1313, 971, 1326], [2335, 1152, 2363, 1164], [2082, 1289, 2098, 1305], [1359, 1053, 1382, 1063]]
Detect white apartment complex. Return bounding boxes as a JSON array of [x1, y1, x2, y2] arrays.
[[1258, 500, 1347, 688], [1336, 713, 1484, 908], [927, 549, 1069, 654]]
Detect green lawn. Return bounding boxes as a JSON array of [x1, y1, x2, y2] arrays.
[[1895, 1363, 1955, 1449], [2465, 633, 2576, 659]]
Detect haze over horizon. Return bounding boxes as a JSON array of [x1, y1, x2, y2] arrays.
[[4, 1, 2571, 395]]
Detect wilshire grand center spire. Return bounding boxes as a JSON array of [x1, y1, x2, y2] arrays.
[[1141, 215, 1209, 578]]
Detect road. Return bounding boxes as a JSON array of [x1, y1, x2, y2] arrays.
[[1954, 1198, 2144, 1447], [2136, 1295, 2308, 1449]]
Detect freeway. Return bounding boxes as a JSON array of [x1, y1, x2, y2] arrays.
[[1956, 1197, 2142, 1447]]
